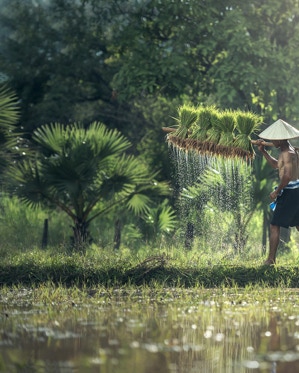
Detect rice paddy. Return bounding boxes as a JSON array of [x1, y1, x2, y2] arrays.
[[1, 285, 299, 372]]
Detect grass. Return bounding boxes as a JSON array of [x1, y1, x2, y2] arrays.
[[1, 246, 299, 288]]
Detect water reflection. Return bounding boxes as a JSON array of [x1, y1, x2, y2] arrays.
[[1, 288, 299, 372]]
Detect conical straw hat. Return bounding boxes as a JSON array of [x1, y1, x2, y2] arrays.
[[259, 119, 299, 140]]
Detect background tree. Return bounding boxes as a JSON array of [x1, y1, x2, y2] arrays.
[[0, 0, 142, 136], [3, 1, 299, 134], [0, 84, 19, 176], [2, 0, 299, 250], [180, 159, 256, 252], [110, 0, 299, 121], [9, 121, 172, 250]]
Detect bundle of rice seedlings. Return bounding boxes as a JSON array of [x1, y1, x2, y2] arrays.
[[189, 106, 218, 141], [172, 104, 198, 139], [234, 111, 262, 154], [206, 113, 222, 144], [217, 110, 237, 147]]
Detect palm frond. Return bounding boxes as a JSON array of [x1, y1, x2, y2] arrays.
[[33, 122, 69, 154], [87, 121, 131, 156], [8, 160, 48, 209], [157, 205, 177, 232], [126, 193, 152, 215], [142, 201, 177, 237], [0, 85, 19, 130]]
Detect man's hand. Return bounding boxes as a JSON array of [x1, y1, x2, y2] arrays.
[[270, 190, 278, 201], [254, 139, 265, 153]]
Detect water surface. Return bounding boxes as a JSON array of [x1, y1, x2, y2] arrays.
[[1, 287, 299, 372]]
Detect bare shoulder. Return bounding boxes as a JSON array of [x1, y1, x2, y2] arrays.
[[281, 149, 296, 162]]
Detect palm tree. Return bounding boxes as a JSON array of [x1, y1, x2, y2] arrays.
[[112, 200, 177, 250], [0, 85, 19, 174], [181, 159, 255, 252], [9, 121, 171, 250], [181, 155, 277, 253]]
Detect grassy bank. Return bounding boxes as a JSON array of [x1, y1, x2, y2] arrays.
[[1, 247, 299, 288]]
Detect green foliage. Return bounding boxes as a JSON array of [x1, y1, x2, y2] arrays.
[[0, 85, 19, 129], [9, 122, 172, 249], [139, 200, 177, 243], [180, 159, 255, 251], [0, 84, 19, 173], [134, 95, 181, 182], [173, 104, 198, 138], [0, 0, 295, 255], [2, 0, 299, 143], [0, 194, 69, 251], [0, 0, 133, 133]]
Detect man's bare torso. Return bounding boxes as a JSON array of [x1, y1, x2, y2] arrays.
[[278, 149, 299, 181]]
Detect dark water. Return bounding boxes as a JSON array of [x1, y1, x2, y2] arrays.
[[1, 287, 299, 372]]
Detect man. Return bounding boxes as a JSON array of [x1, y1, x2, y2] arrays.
[[256, 119, 299, 265]]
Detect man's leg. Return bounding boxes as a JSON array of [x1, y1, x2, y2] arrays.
[[264, 224, 280, 264]]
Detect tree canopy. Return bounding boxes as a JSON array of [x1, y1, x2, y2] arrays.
[[9, 121, 172, 249], [2, 0, 299, 135], [1, 0, 299, 249]]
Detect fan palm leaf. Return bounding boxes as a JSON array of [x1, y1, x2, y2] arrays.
[[10, 121, 171, 249], [0, 85, 19, 129], [0, 85, 19, 173], [141, 200, 177, 239]]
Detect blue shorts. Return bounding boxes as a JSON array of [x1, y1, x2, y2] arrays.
[[271, 188, 299, 228]]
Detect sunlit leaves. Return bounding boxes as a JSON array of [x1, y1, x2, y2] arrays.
[[10, 121, 172, 245]]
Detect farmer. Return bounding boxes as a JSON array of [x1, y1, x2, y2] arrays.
[[256, 119, 299, 265]]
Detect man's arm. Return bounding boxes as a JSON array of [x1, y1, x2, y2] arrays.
[[257, 143, 278, 169]]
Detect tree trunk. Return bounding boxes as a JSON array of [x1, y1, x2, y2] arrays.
[[71, 218, 90, 251], [185, 222, 194, 250], [41, 218, 48, 249], [113, 219, 122, 251]]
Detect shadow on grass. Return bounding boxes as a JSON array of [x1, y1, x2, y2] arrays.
[[1, 255, 298, 288]]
